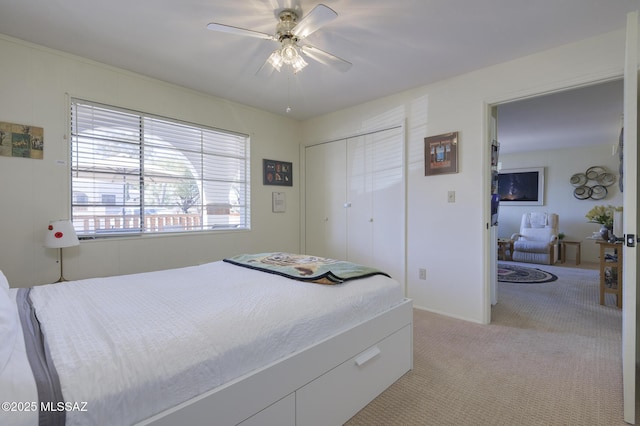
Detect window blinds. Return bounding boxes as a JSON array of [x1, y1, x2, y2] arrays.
[[70, 99, 250, 236]]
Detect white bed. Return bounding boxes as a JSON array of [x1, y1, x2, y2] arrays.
[[0, 254, 412, 426]]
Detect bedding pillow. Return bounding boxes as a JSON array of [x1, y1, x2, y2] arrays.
[[0, 271, 18, 375]]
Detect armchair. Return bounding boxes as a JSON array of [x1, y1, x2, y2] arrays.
[[510, 212, 559, 265]]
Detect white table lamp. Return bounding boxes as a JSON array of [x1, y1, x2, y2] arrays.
[[45, 220, 79, 282]]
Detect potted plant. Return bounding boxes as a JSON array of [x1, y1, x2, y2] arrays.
[[585, 205, 622, 241]]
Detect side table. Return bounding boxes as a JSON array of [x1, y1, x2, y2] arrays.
[[560, 241, 581, 265], [497, 238, 513, 261], [596, 241, 622, 308]]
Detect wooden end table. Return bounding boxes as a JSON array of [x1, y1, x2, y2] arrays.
[[560, 240, 581, 265], [497, 238, 513, 261], [596, 241, 622, 308]]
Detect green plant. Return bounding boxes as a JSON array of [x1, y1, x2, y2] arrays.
[[558, 232, 565, 240], [585, 205, 622, 228]]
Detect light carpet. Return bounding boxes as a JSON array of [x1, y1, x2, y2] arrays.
[[345, 263, 624, 425]]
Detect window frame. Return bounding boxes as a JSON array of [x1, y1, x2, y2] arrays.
[[70, 98, 251, 239]]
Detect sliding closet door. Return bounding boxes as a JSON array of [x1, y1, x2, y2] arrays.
[[368, 127, 404, 282], [346, 134, 373, 266], [305, 141, 347, 259], [305, 125, 405, 285], [346, 127, 404, 282]]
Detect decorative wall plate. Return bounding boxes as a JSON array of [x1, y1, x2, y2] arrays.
[[585, 166, 605, 180], [573, 186, 592, 200], [570, 173, 587, 186], [590, 185, 607, 200], [572, 166, 616, 200], [597, 173, 616, 187]]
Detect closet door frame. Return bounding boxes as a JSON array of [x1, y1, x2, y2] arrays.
[[302, 123, 406, 291]]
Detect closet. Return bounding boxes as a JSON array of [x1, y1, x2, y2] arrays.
[[305, 125, 405, 285]]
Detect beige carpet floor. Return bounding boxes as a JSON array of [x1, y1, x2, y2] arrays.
[[345, 262, 624, 426]]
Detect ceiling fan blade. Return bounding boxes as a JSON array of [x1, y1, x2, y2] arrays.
[[300, 45, 352, 72], [206, 22, 276, 40], [292, 4, 337, 39]]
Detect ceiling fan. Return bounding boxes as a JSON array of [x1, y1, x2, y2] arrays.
[[206, 4, 352, 75]]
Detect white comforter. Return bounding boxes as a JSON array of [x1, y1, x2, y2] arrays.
[[3, 260, 403, 425]]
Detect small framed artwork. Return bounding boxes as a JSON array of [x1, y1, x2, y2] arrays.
[[497, 167, 545, 206], [0, 121, 44, 159], [272, 192, 286, 213], [263, 159, 292, 186], [425, 132, 458, 176]]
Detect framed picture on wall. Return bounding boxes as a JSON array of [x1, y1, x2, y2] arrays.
[[497, 167, 545, 206], [424, 132, 458, 176], [263, 159, 292, 186], [0, 121, 44, 159]]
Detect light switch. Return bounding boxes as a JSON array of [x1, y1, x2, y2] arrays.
[[447, 191, 455, 203]]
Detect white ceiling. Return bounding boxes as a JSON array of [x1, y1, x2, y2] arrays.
[[0, 0, 636, 153], [497, 79, 624, 154]]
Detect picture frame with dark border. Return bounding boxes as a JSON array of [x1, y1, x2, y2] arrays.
[[263, 159, 292, 186], [497, 167, 545, 206], [424, 132, 458, 176]]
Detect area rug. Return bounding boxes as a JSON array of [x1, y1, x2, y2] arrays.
[[497, 263, 558, 283]]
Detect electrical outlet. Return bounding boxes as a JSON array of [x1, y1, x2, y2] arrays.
[[419, 268, 426, 280]]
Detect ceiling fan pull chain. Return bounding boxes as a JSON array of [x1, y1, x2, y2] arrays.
[[286, 75, 292, 114]]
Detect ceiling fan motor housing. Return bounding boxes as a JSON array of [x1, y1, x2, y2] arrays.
[[276, 9, 299, 42]]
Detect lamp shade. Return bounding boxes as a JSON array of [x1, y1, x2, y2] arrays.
[[45, 220, 79, 248]]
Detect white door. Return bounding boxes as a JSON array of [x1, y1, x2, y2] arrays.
[[305, 141, 347, 259], [490, 106, 499, 307], [346, 134, 373, 266], [622, 10, 639, 424], [369, 127, 405, 284], [305, 126, 406, 287], [305, 143, 327, 256], [346, 127, 405, 282]]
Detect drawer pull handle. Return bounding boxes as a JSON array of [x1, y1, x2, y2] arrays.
[[355, 346, 381, 367]]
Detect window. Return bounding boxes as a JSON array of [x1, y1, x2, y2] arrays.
[[70, 99, 250, 237]]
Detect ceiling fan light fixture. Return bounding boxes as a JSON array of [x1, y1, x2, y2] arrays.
[[290, 54, 308, 73], [281, 43, 298, 63], [267, 50, 284, 71], [267, 39, 308, 73]]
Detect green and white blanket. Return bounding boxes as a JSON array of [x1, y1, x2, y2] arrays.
[[223, 252, 390, 285]]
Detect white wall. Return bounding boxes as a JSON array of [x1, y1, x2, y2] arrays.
[[0, 35, 301, 287], [0, 26, 634, 324], [301, 28, 631, 324], [497, 145, 623, 264]]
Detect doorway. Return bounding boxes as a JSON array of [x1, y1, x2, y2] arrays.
[[493, 79, 624, 274], [488, 78, 627, 419]]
